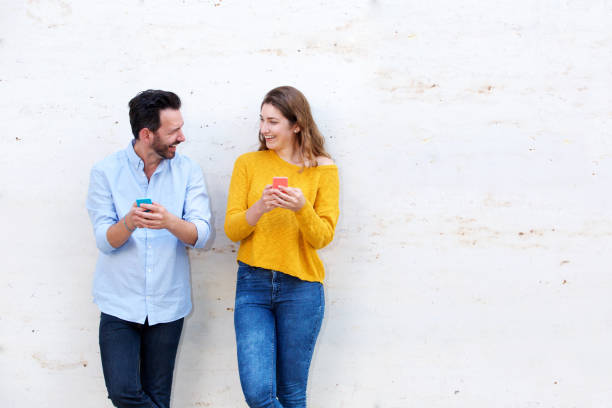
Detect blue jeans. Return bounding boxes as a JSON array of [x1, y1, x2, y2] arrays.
[[99, 313, 183, 408], [234, 261, 325, 408]]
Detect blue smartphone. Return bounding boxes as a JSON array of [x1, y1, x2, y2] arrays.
[[136, 198, 152, 212]]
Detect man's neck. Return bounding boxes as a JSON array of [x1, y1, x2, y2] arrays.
[[133, 139, 162, 178]]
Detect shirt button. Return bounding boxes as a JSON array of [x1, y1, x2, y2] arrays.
[[148, 245, 152, 249], [147, 269, 151, 273]]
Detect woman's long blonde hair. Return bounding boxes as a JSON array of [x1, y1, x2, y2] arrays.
[[258, 86, 331, 168]]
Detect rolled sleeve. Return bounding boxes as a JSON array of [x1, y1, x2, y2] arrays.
[[94, 223, 115, 254], [183, 161, 213, 249], [190, 219, 211, 249], [86, 166, 119, 254]]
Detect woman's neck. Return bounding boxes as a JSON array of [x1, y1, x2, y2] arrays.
[[274, 145, 302, 166]]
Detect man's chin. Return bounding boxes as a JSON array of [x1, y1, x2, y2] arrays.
[[156, 149, 176, 159]]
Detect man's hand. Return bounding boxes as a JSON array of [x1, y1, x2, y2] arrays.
[[133, 202, 179, 230]]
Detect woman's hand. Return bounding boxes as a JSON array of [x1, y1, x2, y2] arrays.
[[273, 186, 306, 212], [260, 185, 279, 213], [246, 185, 278, 226]]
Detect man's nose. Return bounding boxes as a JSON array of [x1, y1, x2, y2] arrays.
[[177, 131, 186, 142]]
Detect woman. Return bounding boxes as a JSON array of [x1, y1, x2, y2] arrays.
[[224, 86, 340, 408]]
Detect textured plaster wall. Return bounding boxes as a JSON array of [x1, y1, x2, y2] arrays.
[[1, 1, 611, 407]]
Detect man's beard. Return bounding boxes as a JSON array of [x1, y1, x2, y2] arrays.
[[152, 134, 178, 159]]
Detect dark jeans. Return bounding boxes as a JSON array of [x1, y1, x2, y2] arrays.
[[234, 261, 325, 408], [99, 312, 184, 408]]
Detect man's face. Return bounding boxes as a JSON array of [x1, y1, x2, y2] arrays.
[[151, 109, 185, 159]]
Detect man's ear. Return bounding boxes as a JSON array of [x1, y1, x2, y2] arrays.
[[138, 128, 151, 142]]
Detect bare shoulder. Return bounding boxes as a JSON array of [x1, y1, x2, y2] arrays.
[[316, 156, 335, 166]]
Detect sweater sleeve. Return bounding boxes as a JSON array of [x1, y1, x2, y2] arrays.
[[224, 155, 256, 242], [294, 166, 340, 249]]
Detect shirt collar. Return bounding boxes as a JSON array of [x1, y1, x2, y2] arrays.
[[126, 139, 170, 173], [126, 139, 144, 170]]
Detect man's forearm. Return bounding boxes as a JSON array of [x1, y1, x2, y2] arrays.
[[167, 217, 198, 246], [106, 217, 134, 249]]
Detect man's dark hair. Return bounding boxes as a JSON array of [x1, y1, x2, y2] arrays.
[[128, 90, 181, 139]]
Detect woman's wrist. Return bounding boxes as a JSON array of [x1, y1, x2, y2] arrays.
[[246, 200, 265, 226], [256, 199, 268, 215]]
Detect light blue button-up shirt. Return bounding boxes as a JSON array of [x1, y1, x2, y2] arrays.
[[86, 141, 211, 325]]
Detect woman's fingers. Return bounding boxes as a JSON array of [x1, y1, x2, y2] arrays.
[[264, 186, 304, 211]]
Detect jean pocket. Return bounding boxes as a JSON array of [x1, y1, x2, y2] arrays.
[[237, 262, 253, 281]]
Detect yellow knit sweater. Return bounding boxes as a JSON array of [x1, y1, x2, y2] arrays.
[[224, 150, 340, 283]]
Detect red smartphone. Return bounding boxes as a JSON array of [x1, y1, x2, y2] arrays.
[[272, 177, 288, 189]]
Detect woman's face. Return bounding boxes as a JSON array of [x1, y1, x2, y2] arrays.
[[260, 103, 299, 152]]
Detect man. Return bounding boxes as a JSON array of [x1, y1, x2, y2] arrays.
[[86, 90, 211, 407]]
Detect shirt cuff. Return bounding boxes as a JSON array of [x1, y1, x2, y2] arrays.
[[190, 219, 211, 249], [95, 223, 116, 254]]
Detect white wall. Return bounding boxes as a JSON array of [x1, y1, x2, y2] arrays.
[[1, 1, 611, 407]]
